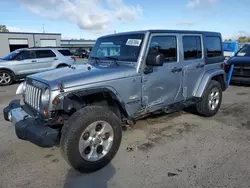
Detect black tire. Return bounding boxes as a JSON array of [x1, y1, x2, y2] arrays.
[[0, 70, 14, 86], [60, 105, 122, 173], [196, 80, 222, 117], [57, 64, 68, 68]]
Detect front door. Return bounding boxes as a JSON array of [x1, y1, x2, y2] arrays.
[[15, 50, 38, 75], [142, 34, 183, 110], [181, 35, 205, 99]]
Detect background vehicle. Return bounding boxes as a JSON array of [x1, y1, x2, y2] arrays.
[[223, 41, 239, 59], [74, 49, 89, 58], [0, 47, 76, 85], [4, 30, 227, 173], [226, 44, 250, 83]]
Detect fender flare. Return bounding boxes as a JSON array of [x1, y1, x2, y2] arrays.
[[194, 69, 226, 98], [60, 86, 129, 117]]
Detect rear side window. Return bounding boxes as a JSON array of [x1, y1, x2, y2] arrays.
[[206, 37, 222, 57], [58, 50, 72, 56], [183, 36, 202, 60], [35, 50, 56, 58], [149, 36, 177, 62]]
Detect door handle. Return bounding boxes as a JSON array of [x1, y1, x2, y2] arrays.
[[171, 67, 182, 73], [31, 60, 37, 63], [196, 64, 204, 68], [54, 58, 58, 60]]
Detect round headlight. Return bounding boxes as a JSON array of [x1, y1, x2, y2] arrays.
[[16, 81, 27, 95], [41, 88, 50, 104], [23, 81, 27, 92]]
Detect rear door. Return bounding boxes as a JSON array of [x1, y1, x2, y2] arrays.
[[34, 50, 57, 71], [181, 34, 205, 99]]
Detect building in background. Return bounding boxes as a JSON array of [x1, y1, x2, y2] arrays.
[[0, 32, 61, 57], [60, 39, 96, 52], [0, 32, 97, 58]]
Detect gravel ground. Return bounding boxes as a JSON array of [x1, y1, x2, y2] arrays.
[[0, 83, 250, 188]]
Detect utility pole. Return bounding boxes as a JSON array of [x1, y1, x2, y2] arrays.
[[43, 24, 45, 33], [114, 30, 116, 34]]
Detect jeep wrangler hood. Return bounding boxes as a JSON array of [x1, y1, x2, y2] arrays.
[[28, 63, 138, 90]]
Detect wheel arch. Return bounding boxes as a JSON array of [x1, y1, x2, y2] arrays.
[[59, 87, 129, 121], [56, 63, 68, 68], [194, 69, 226, 98], [0, 68, 16, 79]]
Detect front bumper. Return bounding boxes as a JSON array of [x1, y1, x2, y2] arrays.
[[3, 100, 59, 147]]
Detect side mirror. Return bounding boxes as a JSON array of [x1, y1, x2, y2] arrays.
[[146, 53, 164, 66]]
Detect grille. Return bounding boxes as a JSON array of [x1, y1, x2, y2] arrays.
[[24, 83, 42, 110]]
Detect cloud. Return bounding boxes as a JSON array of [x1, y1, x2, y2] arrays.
[[18, 0, 142, 32], [186, 0, 200, 8], [176, 20, 194, 26], [186, 0, 218, 8], [7, 26, 40, 33]]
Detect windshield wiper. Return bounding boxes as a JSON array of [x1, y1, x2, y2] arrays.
[[104, 56, 119, 66], [89, 56, 100, 65]]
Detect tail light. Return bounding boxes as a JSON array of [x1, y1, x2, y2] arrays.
[[71, 56, 76, 61]]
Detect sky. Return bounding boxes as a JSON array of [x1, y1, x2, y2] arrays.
[[1, 0, 250, 40]]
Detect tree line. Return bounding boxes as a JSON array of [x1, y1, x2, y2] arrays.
[[224, 36, 250, 43], [1, 24, 249, 43], [0, 25, 9, 32]]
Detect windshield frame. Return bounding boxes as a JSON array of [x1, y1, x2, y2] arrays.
[[235, 45, 250, 57], [1, 49, 23, 60], [89, 33, 145, 63]]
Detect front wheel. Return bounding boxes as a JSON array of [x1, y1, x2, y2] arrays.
[[60, 106, 122, 173], [196, 80, 222, 117], [0, 70, 14, 86]]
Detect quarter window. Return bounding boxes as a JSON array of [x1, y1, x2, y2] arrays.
[[35, 50, 56, 58], [183, 36, 202, 60], [58, 50, 73, 56], [149, 36, 177, 62], [206, 37, 222, 57]]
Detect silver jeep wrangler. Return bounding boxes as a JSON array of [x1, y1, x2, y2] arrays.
[[4, 30, 228, 173]]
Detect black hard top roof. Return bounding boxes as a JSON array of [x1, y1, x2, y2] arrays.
[[100, 29, 221, 38]]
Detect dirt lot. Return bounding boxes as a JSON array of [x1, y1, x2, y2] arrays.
[[0, 84, 250, 188]]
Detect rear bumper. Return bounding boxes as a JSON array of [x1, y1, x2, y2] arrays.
[[3, 100, 59, 148]]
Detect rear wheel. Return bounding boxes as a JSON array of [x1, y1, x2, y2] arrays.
[[0, 70, 14, 86], [60, 106, 122, 173], [196, 80, 222, 117]]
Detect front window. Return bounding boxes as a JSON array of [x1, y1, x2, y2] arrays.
[[1, 49, 23, 60], [90, 34, 144, 62], [235, 45, 250, 57]]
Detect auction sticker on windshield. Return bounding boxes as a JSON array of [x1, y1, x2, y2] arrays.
[[126, 39, 142, 46]]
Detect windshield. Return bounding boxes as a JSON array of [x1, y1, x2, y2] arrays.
[[235, 45, 250, 57], [223, 42, 237, 52], [89, 33, 144, 62], [1, 49, 23, 60]]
